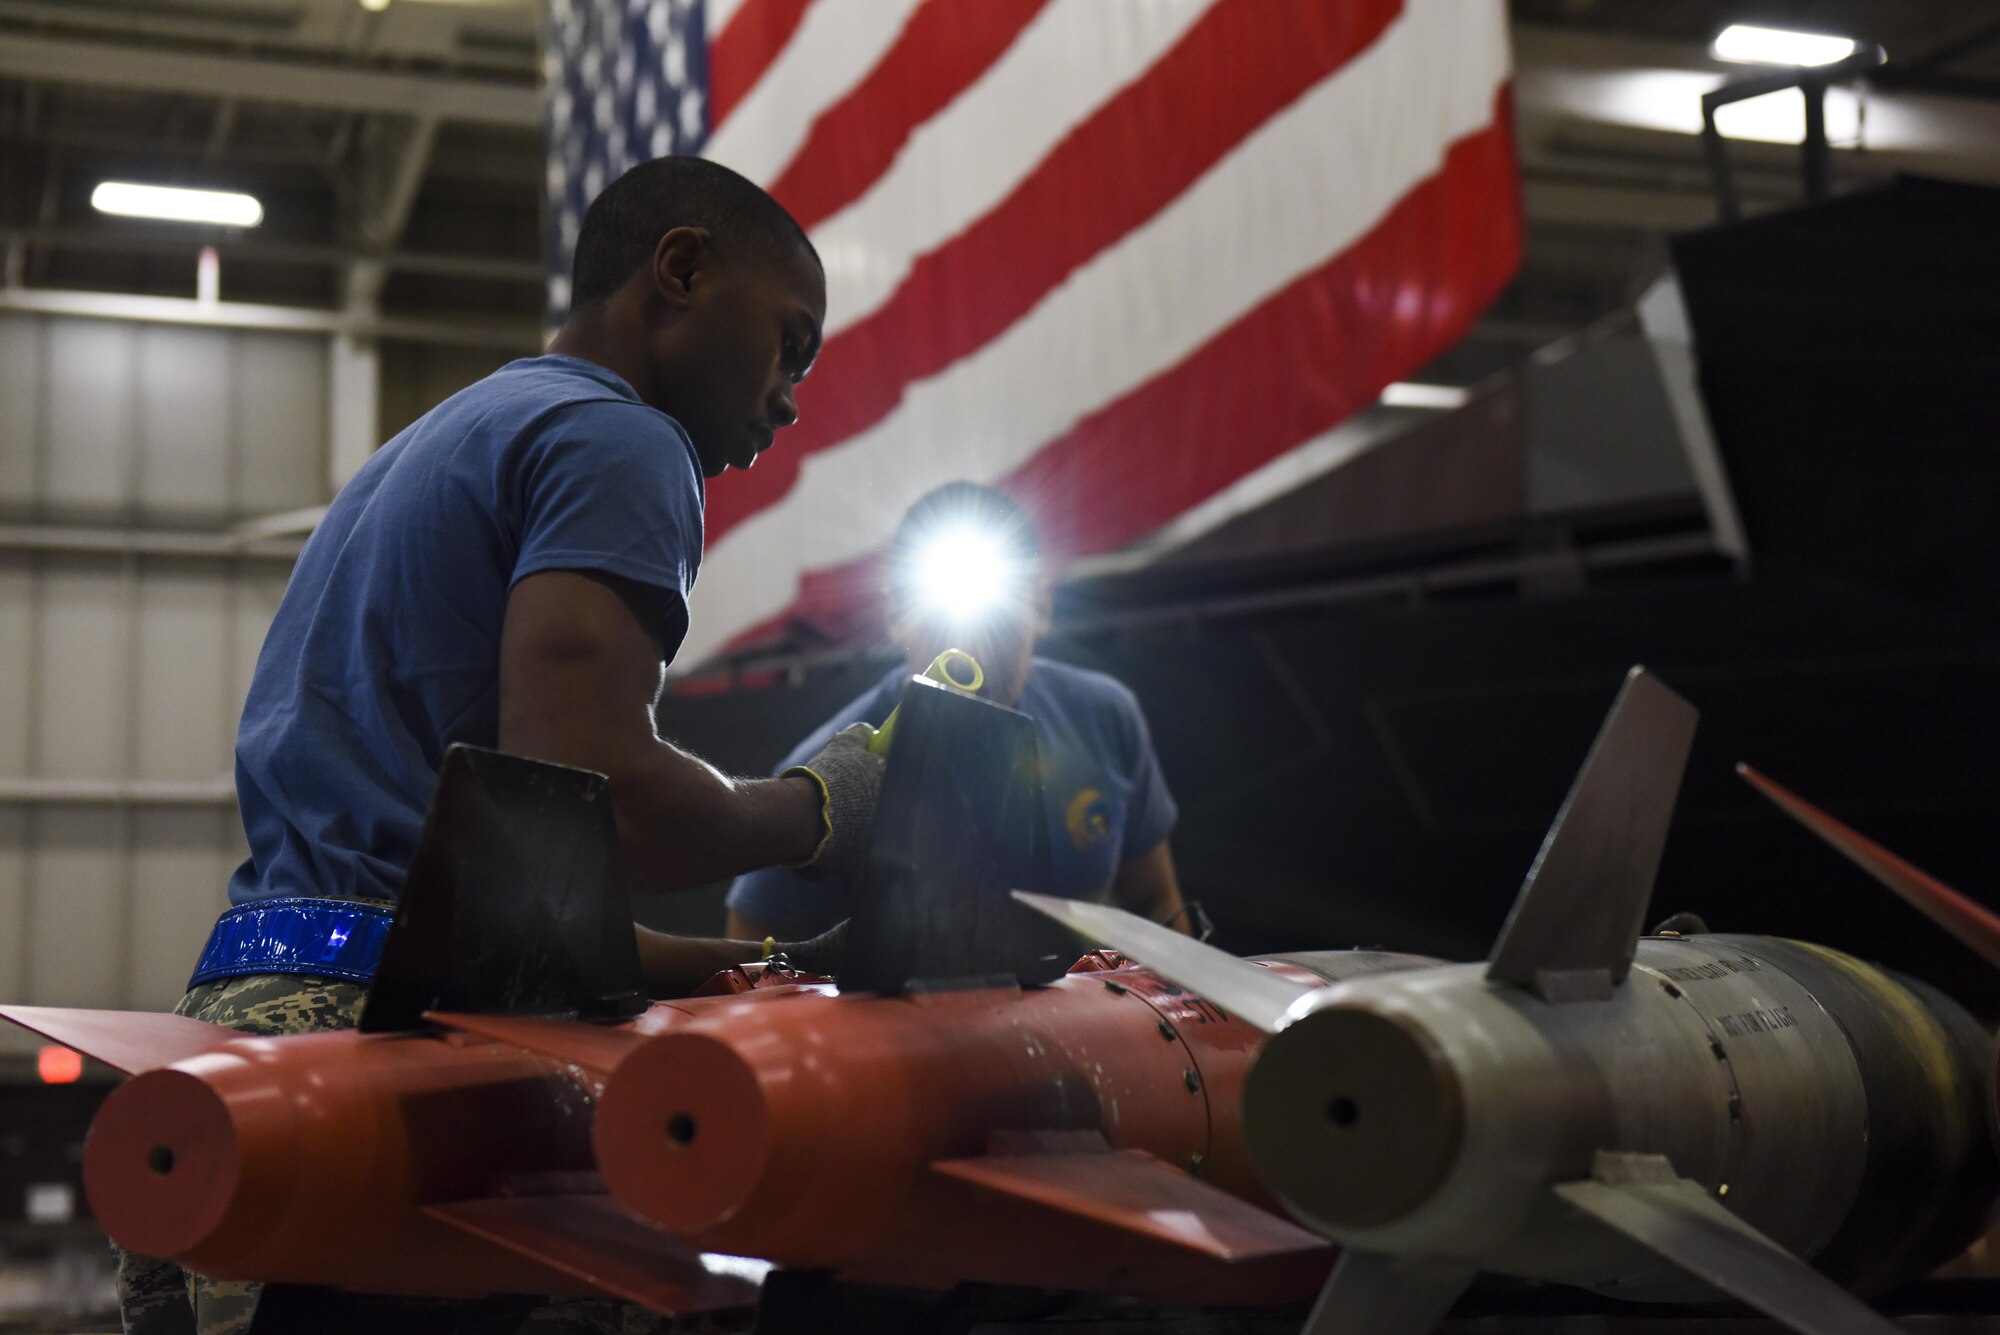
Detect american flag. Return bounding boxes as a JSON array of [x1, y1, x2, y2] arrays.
[[544, 0, 1522, 666]]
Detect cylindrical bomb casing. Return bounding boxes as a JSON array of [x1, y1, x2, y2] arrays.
[[1245, 933, 1996, 1303], [596, 961, 1385, 1300], [86, 1029, 601, 1296], [1718, 938, 1998, 1293]]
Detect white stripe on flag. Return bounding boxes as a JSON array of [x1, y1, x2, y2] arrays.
[[683, 0, 1509, 663], [703, 0, 929, 184], [810, 0, 1218, 337]]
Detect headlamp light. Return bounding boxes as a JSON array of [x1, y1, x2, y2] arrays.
[[909, 525, 1022, 625]]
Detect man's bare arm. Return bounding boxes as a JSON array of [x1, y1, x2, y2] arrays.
[[1110, 840, 1194, 936], [635, 927, 763, 996], [498, 569, 823, 892]]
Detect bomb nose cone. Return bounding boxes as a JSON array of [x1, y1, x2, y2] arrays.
[[595, 1032, 773, 1237], [85, 1066, 275, 1258], [1244, 1005, 1463, 1233]]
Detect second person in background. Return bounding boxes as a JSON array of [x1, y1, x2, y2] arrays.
[[726, 481, 1197, 943]]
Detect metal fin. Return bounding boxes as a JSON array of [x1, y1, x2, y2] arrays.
[[425, 1195, 759, 1316], [1556, 1152, 1900, 1335], [932, 1146, 1329, 1262], [1739, 762, 2000, 971], [1485, 667, 1698, 1002], [0, 1006, 232, 1074], [1011, 892, 1319, 1032], [360, 745, 647, 1033], [851, 678, 1073, 992], [1300, 1249, 1476, 1335]]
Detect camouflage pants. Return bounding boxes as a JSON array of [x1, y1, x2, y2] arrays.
[[114, 973, 678, 1335], [115, 972, 370, 1335]]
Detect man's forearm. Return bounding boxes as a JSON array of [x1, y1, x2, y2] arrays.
[[611, 742, 824, 892], [1112, 841, 1194, 936], [495, 572, 840, 893], [635, 926, 765, 997]]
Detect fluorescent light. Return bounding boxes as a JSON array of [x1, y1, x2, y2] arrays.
[[359, 0, 390, 10], [1712, 24, 1857, 67], [1381, 381, 1469, 411], [91, 181, 263, 228]]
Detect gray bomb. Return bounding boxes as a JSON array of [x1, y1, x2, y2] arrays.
[[1022, 668, 1998, 1335]]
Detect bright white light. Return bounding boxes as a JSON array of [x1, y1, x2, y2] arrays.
[[1569, 70, 1862, 145], [91, 182, 263, 228], [1381, 381, 1470, 410], [912, 526, 1017, 623], [359, 0, 390, 11], [1713, 24, 1857, 67], [700, 1253, 775, 1284]]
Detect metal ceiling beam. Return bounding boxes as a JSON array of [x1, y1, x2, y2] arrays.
[[0, 285, 542, 350], [344, 113, 443, 306], [0, 775, 238, 806], [0, 227, 542, 283], [0, 521, 302, 560], [0, 32, 541, 126]]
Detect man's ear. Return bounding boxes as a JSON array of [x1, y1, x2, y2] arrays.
[[651, 226, 711, 307]]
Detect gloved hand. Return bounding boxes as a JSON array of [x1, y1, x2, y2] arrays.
[[772, 919, 848, 979], [784, 723, 884, 883]]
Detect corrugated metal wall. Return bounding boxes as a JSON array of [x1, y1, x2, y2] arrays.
[[0, 312, 325, 1038]]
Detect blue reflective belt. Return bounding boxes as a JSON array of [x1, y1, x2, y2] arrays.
[[189, 897, 398, 990]]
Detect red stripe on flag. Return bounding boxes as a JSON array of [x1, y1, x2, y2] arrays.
[[712, 96, 1521, 656], [708, 0, 817, 131], [706, 0, 1407, 542], [768, 0, 1053, 231], [1004, 92, 1521, 558]]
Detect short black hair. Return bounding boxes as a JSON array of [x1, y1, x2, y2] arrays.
[[887, 482, 1041, 596], [569, 156, 818, 310]]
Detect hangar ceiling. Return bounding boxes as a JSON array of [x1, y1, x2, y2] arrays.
[[4, 0, 1997, 379]]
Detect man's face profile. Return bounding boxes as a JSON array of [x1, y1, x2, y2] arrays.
[[654, 241, 825, 479]]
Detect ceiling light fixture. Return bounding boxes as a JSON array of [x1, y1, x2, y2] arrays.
[[359, 0, 391, 11], [91, 181, 264, 228], [1381, 381, 1470, 410], [1712, 24, 1858, 67]]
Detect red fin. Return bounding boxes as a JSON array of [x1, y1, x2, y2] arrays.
[[1739, 763, 2000, 969], [425, 1194, 759, 1315], [932, 1148, 1327, 1261], [0, 1006, 232, 1074]]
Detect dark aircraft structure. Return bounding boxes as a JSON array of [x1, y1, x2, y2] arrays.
[[4, 667, 1997, 1335]]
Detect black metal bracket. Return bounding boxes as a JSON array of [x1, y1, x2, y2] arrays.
[[1701, 45, 1885, 222]]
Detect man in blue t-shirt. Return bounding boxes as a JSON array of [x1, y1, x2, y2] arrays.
[[215, 157, 874, 993], [123, 159, 883, 1333], [727, 483, 1194, 944]]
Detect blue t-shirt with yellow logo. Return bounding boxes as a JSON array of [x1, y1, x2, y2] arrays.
[[725, 658, 1177, 938]]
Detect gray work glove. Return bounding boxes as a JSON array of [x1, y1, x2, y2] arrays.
[[772, 919, 849, 979], [784, 723, 884, 884]]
